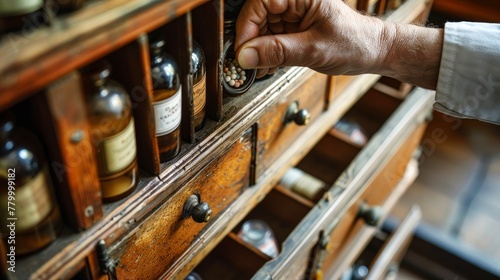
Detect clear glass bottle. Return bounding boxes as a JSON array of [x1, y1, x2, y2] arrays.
[[0, 0, 44, 33], [238, 219, 279, 258], [192, 40, 206, 131], [150, 39, 182, 162], [0, 113, 62, 255], [82, 60, 138, 202]]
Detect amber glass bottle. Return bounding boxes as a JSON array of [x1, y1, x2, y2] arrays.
[[192, 40, 206, 131], [55, 0, 85, 13], [150, 39, 182, 161], [0, 113, 61, 255], [82, 60, 138, 202], [0, 0, 44, 33]]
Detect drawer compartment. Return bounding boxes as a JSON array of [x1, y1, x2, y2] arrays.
[[192, 88, 433, 279], [107, 128, 254, 280], [194, 187, 314, 279], [256, 72, 329, 179]]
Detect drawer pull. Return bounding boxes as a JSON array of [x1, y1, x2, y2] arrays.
[[96, 240, 118, 280], [357, 202, 384, 226], [284, 101, 310, 125], [183, 194, 212, 223]]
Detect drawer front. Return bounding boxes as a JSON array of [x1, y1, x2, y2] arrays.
[[252, 88, 434, 279], [256, 72, 328, 179], [110, 129, 254, 280], [323, 157, 421, 279]]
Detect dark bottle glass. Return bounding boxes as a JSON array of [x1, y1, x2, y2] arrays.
[[81, 60, 138, 202], [0, 0, 45, 33], [0, 113, 62, 255], [150, 39, 182, 162], [54, 0, 85, 13], [192, 40, 206, 131]]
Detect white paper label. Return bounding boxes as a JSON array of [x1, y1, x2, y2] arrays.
[[0, 167, 52, 231], [101, 118, 137, 174], [0, 0, 43, 16], [153, 86, 182, 136]]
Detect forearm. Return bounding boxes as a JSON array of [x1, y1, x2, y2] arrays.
[[377, 21, 444, 90]]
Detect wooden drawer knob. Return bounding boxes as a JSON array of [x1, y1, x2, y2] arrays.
[[183, 195, 212, 223], [357, 202, 384, 226], [284, 101, 310, 126]]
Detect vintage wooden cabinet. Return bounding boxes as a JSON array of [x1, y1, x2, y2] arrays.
[[0, 0, 434, 279]]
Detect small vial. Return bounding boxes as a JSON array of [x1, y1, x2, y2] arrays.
[[238, 219, 279, 258]]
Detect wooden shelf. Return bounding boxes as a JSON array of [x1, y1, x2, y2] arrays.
[[0, 0, 209, 111]]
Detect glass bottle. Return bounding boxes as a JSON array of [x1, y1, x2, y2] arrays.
[[0, 113, 62, 255], [238, 219, 279, 258], [150, 39, 182, 162], [192, 40, 206, 131], [82, 60, 138, 202], [0, 0, 44, 33], [279, 167, 328, 201], [55, 0, 85, 13]]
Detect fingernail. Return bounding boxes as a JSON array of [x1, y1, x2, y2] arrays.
[[238, 47, 259, 69]]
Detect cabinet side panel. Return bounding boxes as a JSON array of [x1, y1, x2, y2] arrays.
[[32, 72, 102, 230]]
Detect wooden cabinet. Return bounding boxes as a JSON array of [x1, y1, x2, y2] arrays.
[[1, 0, 435, 279]]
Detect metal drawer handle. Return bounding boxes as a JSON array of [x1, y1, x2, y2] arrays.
[[357, 202, 384, 226], [284, 101, 310, 126], [183, 194, 212, 223]]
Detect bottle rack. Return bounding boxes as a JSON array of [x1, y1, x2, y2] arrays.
[[0, 0, 225, 232]]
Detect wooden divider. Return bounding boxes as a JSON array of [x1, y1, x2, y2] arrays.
[[192, 0, 224, 122], [30, 72, 102, 230]]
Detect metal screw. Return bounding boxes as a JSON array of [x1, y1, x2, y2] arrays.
[[70, 130, 84, 143], [84, 206, 94, 217]]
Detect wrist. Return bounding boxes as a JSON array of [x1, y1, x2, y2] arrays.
[[377, 21, 444, 89]]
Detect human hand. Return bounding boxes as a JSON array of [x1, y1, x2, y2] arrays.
[[234, 0, 388, 78]]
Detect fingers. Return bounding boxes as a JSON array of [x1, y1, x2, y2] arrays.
[[236, 32, 314, 69], [235, 0, 289, 50]]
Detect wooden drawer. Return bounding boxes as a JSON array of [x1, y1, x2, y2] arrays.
[[336, 206, 422, 280], [192, 87, 433, 279], [256, 71, 329, 179], [107, 128, 254, 280]]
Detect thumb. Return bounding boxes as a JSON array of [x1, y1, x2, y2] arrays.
[[236, 32, 314, 69]]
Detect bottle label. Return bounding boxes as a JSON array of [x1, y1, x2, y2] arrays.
[[99, 118, 137, 175], [0, 167, 53, 231], [153, 86, 182, 136], [280, 168, 325, 200], [193, 74, 206, 116], [0, 0, 43, 16], [292, 175, 325, 200]]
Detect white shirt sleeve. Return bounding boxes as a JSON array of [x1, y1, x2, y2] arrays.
[[434, 21, 500, 125]]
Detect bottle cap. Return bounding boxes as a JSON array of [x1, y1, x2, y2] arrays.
[[82, 60, 111, 86]]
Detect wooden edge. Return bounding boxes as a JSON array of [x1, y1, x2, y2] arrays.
[[192, 0, 224, 122], [324, 159, 419, 279], [365, 205, 422, 280]]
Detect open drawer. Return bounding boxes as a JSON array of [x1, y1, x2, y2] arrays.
[[189, 87, 434, 279], [334, 206, 422, 280]]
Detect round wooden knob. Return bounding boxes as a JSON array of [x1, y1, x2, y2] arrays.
[[183, 195, 212, 223]]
